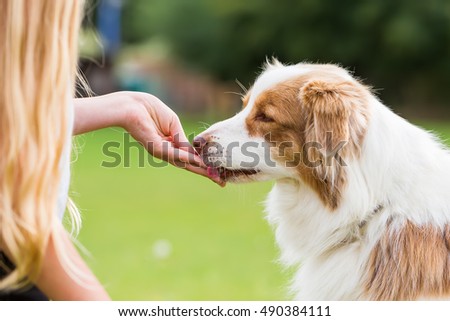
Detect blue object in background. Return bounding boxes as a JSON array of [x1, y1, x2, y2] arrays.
[[97, 0, 122, 57]]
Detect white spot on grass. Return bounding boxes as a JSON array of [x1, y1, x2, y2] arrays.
[[152, 239, 172, 260]]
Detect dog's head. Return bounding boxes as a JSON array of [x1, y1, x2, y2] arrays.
[[195, 60, 371, 209]]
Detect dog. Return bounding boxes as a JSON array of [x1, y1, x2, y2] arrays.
[[194, 60, 450, 300]]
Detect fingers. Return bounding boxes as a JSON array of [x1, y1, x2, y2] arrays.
[[134, 96, 218, 183], [152, 143, 224, 186], [170, 119, 189, 144], [168, 116, 196, 154], [151, 142, 204, 169], [183, 163, 225, 187]]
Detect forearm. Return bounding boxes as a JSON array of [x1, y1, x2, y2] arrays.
[[73, 92, 135, 135]]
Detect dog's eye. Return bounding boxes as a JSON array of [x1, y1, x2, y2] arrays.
[[255, 112, 274, 123]]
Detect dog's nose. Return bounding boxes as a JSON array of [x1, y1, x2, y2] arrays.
[[193, 135, 207, 155]]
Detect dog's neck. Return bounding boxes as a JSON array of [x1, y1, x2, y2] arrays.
[[265, 177, 387, 265]]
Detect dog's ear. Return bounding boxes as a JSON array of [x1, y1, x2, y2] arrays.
[[299, 79, 368, 209], [301, 80, 362, 151]]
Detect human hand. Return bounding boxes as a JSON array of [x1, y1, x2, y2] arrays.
[[122, 92, 224, 186]]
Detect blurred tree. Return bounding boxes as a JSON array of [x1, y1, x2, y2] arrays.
[[121, 0, 450, 111]]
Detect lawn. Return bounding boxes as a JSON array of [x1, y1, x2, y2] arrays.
[[69, 118, 450, 300], [70, 119, 287, 300]]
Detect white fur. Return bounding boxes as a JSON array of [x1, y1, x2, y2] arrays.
[[199, 62, 450, 300]]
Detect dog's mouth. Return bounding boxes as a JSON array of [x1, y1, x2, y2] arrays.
[[207, 166, 260, 181]]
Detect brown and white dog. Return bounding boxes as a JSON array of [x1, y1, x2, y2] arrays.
[[194, 60, 450, 300]]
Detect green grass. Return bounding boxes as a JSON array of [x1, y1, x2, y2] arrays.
[[70, 118, 450, 300], [70, 120, 287, 300]]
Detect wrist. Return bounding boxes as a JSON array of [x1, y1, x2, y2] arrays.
[[73, 92, 140, 135], [113, 92, 140, 129]]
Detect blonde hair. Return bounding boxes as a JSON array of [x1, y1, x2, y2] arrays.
[[0, 0, 84, 289]]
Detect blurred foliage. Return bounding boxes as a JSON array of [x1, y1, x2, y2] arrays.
[[121, 0, 450, 110]]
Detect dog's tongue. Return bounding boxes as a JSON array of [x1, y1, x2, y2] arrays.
[[207, 166, 226, 187], [207, 166, 220, 179]]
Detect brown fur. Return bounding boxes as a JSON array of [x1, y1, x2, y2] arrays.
[[365, 221, 450, 300], [245, 71, 370, 209]]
